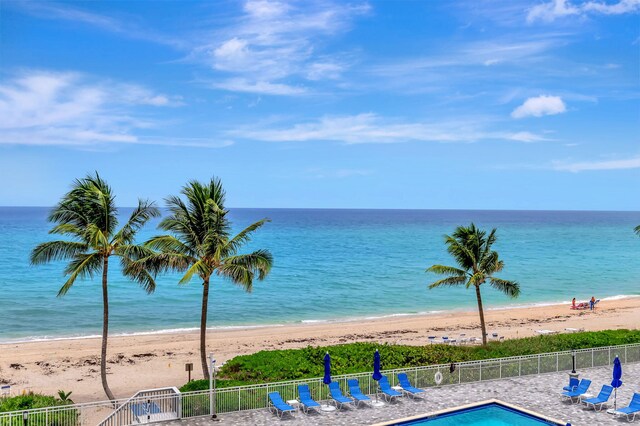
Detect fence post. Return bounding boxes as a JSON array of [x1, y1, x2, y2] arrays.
[[499, 360, 502, 379], [518, 358, 521, 376], [479, 363, 482, 382], [537, 355, 540, 374], [458, 365, 461, 384], [556, 353, 559, 372]]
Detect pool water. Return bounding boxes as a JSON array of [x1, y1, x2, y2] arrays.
[[395, 403, 563, 425]]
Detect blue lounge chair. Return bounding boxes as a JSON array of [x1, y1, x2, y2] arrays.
[[613, 393, 640, 422], [378, 376, 402, 402], [130, 401, 162, 419], [268, 392, 296, 418], [329, 382, 355, 410], [582, 385, 613, 411], [347, 379, 372, 407], [297, 384, 320, 414], [562, 377, 579, 392], [397, 373, 425, 399], [561, 379, 591, 403]]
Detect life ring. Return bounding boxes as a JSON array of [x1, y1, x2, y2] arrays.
[[434, 371, 443, 385]]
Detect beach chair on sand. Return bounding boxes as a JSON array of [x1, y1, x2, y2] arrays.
[[613, 393, 640, 422], [329, 382, 355, 410], [561, 379, 591, 403], [378, 376, 403, 402], [268, 392, 296, 418], [582, 385, 613, 411], [397, 373, 425, 399], [347, 379, 372, 407], [297, 384, 320, 414], [563, 377, 579, 392]]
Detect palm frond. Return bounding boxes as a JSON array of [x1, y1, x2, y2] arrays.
[[216, 263, 254, 290], [425, 264, 467, 276], [30, 241, 88, 264], [222, 249, 273, 281], [58, 253, 103, 296], [224, 219, 271, 257], [635, 224, 640, 236], [138, 252, 194, 275], [113, 200, 159, 245], [178, 260, 212, 285], [490, 277, 520, 298], [121, 258, 156, 294], [145, 235, 195, 257], [48, 223, 85, 239], [428, 275, 467, 289]]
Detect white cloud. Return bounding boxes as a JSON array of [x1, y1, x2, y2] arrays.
[[0, 70, 191, 147], [197, 0, 369, 95], [9, 1, 184, 48], [553, 156, 640, 172], [230, 113, 548, 144], [507, 131, 552, 142], [527, 0, 640, 23], [306, 62, 344, 80], [213, 78, 306, 95], [511, 95, 567, 118]]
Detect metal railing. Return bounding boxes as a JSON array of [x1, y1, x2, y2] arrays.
[[1, 342, 638, 425], [97, 387, 180, 426]]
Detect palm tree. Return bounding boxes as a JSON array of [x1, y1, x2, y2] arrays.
[[635, 225, 640, 236], [141, 177, 273, 378], [426, 223, 520, 345], [30, 173, 159, 401]]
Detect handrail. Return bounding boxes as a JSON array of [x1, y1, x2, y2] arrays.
[[97, 387, 180, 426]]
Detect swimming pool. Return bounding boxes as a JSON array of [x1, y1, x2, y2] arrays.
[[374, 400, 568, 426]]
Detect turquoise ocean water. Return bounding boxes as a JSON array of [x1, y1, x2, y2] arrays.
[[1, 207, 639, 343]]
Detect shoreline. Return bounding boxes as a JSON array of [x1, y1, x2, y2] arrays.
[[2, 297, 639, 403], [3, 294, 638, 345]]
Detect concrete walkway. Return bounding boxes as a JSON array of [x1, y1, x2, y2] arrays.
[[166, 362, 639, 425]]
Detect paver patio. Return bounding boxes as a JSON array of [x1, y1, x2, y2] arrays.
[[165, 362, 639, 425]]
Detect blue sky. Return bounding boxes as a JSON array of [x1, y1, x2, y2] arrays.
[[0, 0, 638, 209]]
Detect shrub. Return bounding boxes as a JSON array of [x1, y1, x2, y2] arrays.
[[180, 329, 640, 390]]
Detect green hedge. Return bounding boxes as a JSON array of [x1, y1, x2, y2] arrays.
[[0, 393, 79, 425], [181, 329, 640, 391]]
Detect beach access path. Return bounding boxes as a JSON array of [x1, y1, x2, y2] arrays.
[[1, 297, 639, 403]]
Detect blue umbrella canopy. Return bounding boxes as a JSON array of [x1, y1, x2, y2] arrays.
[[372, 349, 382, 381], [612, 356, 623, 388], [323, 352, 331, 385], [612, 356, 623, 411]]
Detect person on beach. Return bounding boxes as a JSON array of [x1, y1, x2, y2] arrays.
[[572, 298, 576, 309], [590, 296, 596, 310]]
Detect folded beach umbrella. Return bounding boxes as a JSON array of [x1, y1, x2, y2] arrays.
[[323, 352, 332, 385], [372, 349, 384, 406], [611, 356, 623, 411]]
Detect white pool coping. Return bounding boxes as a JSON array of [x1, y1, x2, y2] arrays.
[[370, 398, 568, 425]]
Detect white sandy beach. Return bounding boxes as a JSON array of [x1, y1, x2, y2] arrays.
[[1, 297, 639, 403]]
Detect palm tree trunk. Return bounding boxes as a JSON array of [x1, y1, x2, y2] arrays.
[[200, 277, 210, 379], [475, 284, 488, 345], [101, 256, 116, 401]]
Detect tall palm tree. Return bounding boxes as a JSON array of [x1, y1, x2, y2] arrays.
[[141, 178, 273, 378], [30, 173, 159, 401], [635, 225, 640, 236], [426, 223, 520, 345]]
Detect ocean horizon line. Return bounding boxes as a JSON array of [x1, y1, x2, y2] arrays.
[[2, 206, 640, 213], [2, 294, 637, 346]]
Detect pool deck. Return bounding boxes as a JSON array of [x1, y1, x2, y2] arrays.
[[166, 362, 639, 425]]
